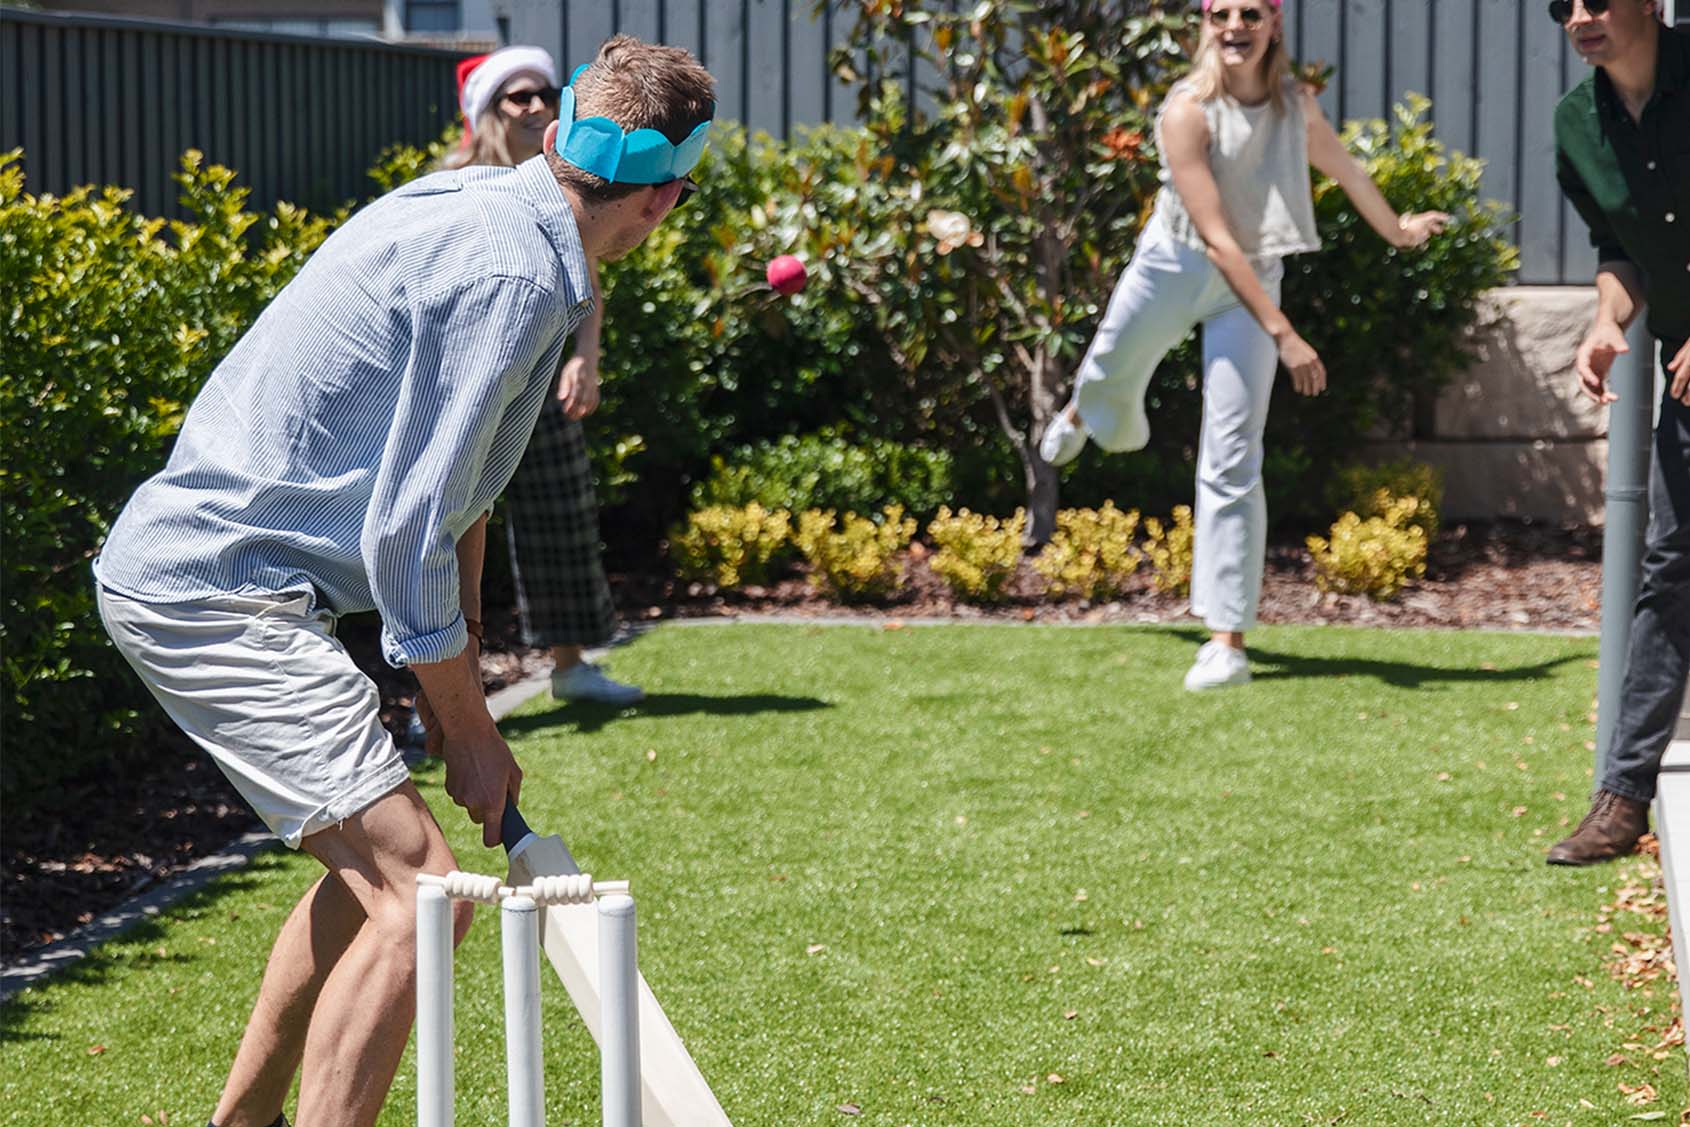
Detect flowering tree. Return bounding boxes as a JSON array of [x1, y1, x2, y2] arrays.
[[829, 0, 1192, 542]]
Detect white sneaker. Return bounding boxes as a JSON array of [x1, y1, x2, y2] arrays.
[[552, 663, 645, 705], [1183, 641, 1251, 692], [1039, 411, 1088, 467]]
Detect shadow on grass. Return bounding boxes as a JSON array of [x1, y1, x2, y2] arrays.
[[1156, 626, 1589, 689], [0, 857, 289, 1043], [503, 691, 831, 736]]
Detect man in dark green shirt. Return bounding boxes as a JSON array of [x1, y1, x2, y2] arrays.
[[1548, 0, 1690, 866]]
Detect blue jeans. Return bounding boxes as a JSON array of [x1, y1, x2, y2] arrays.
[[1602, 340, 1690, 803]]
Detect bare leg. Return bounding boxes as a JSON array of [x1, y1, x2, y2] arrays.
[[1212, 630, 1245, 650], [220, 782, 471, 1127], [209, 874, 363, 1127], [551, 644, 584, 673]]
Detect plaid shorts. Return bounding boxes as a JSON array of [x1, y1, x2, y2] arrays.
[[502, 397, 617, 648]]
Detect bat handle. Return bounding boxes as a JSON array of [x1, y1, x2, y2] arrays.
[[500, 800, 532, 853]]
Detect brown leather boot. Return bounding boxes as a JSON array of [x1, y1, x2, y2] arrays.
[[1546, 789, 1650, 866]]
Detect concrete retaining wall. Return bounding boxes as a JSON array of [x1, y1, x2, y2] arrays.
[[1369, 286, 1625, 526]]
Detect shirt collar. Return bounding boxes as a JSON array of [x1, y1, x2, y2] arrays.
[[510, 155, 594, 314]]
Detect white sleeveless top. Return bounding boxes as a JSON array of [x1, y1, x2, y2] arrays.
[[1150, 77, 1321, 261]]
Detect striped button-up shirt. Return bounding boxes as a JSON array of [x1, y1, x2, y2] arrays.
[[95, 156, 594, 667]]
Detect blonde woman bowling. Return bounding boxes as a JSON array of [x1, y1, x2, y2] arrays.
[[1040, 0, 1448, 690]]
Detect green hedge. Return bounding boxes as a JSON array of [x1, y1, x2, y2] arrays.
[[691, 430, 955, 520], [1, 152, 335, 803]]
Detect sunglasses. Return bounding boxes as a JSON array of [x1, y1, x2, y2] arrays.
[[674, 178, 699, 209], [1548, 0, 1611, 22], [1206, 5, 1268, 28], [501, 86, 561, 111]]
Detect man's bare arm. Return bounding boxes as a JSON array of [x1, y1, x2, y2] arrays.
[[412, 513, 518, 847]]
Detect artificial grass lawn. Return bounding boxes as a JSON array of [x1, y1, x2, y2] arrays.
[[3, 622, 1681, 1125]]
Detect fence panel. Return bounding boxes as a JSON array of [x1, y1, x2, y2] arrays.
[[511, 0, 1610, 282], [0, 8, 466, 216], [11, 2, 1676, 281]]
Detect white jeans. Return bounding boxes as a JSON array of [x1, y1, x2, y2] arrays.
[[1071, 219, 1283, 633]]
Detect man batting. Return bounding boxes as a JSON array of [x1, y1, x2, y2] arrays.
[[95, 36, 715, 1127]]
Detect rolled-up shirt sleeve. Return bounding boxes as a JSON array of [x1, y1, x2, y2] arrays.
[[1556, 144, 1632, 266], [363, 274, 558, 667]]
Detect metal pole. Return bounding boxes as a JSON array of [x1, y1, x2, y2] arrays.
[[1595, 321, 1656, 780], [417, 883, 455, 1127], [599, 895, 642, 1127], [503, 895, 546, 1127]]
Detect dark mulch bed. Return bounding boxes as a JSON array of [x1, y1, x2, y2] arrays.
[[0, 520, 1602, 962], [633, 518, 1605, 634]]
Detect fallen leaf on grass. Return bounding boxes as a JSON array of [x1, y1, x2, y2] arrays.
[[806, 944, 827, 956], [1620, 1081, 1658, 1105], [87, 1044, 106, 1055], [1063, 1009, 1078, 1020], [836, 1103, 861, 1115]]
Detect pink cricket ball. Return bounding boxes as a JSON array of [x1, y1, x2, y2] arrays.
[[766, 254, 808, 296]]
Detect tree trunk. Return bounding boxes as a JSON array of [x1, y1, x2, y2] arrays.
[[1024, 444, 1061, 547], [1022, 339, 1064, 546]]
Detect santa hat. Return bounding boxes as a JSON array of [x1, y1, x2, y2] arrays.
[[457, 46, 560, 137]]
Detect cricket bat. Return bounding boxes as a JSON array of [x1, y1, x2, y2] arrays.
[[501, 802, 733, 1127]]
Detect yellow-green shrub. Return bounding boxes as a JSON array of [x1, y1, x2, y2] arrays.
[[668, 503, 792, 588], [1034, 503, 1142, 600], [926, 507, 1025, 603], [1333, 459, 1443, 538], [1, 150, 337, 809], [1142, 505, 1195, 596], [1307, 493, 1429, 599], [795, 506, 915, 601]]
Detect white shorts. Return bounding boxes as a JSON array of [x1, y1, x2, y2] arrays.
[[97, 585, 411, 848]]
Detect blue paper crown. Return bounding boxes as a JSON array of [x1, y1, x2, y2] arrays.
[[553, 63, 713, 184]]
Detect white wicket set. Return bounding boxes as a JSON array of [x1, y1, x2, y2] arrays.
[[414, 801, 734, 1127], [415, 869, 641, 1127]]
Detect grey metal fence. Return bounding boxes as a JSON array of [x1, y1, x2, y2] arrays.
[[6, 2, 1677, 282], [0, 7, 468, 216], [499, 0, 1644, 286]]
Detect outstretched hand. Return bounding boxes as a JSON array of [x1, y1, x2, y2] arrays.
[[1395, 211, 1451, 249]]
